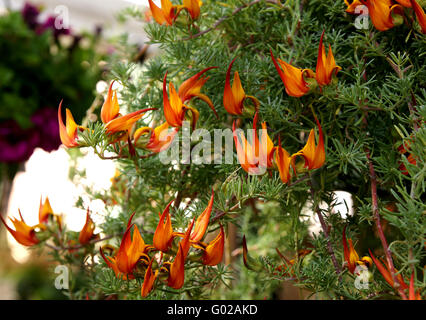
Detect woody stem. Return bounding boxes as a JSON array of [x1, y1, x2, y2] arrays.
[[366, 151, 407, 300]]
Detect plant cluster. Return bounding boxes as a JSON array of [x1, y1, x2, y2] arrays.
[[2, 0, 425, 300]]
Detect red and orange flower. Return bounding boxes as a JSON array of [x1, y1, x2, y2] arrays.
[[223, 58, 260, 115]]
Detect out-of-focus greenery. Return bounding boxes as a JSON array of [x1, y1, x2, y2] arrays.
[[0, 8, 104, 129]]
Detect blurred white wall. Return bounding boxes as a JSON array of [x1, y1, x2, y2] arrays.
[[1, 0, 160, 44]]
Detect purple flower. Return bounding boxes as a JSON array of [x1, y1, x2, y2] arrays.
[[0, 120, 40, 163], [21, 2, 40, 30], [31, 107, 61, 153], [36, 16, 71, 38]]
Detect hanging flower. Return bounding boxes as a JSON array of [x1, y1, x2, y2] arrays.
[[292, 118, 325, 171], [359, 0, 403, 31], [201, 225, 224, 266], [190, 190, 214, 242], [101, 81, 156, 135], [233, 112, 275, 175], [274, 137, 293, 184], [410, 0, 426, 34], [163, 68, 217, 129], [1, 210, 43, 246], [141, 258, 159, 298], [153, 201, 175, 252], [134, 122, 179, 153], [58, 101, 85, 148], [148, 0, 178, 26], [344, 0, 364, 13], [78, 208, 98, 245], [342, 226, 372, 274], [315, 31, 342, 87], [270, 50, 316, 97], [223, 58, 260, 116], [181, 0, 203, 20]]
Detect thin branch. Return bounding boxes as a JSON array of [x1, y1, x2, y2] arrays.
[[309, 184, 342, 278], [366, 151, 408, 300]]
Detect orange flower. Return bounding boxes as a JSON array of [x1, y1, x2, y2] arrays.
[[233, 112, 275, 175], [368, 249, 409, 290], [410, 0, 426, 34], [1, 210, 41, 246], [344, 0, 364, 13], [100, 81, 156, 135], [78, 208, 98, 245], [342, 226, 372, 274], [148, 0, 178, 26], [100, 247, 133, 280], [153, 201, 175, 252], [181, 0, 202, 20], [223, 58, 260, 115], [38, 197, 54, 224], [178, 66, 218, 117], [190, 190, 214, 242], [58, 101, 82, 148], [315, 31, 341, 87], [141, 258, 158, 298], [116, 223, 147, 274], [163, 68, 216, 129], [270, 50, 316, 98], [167, 242, 186, 289], [292, 118, 325, 170], [359, 0, 403, 31], [274, 138, 292, 184], [134, 122, 179, 153], [395, 0, 412, 7], [100, 81, 120, 124], [202, 225, 224, 266]]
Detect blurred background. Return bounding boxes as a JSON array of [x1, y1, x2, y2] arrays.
[[0, 0, 158, 299]]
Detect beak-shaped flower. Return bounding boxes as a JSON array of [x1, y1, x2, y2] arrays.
[[270, 50, 316, 98], [182, 0, 202, 20], [141, 258, 158, 298], [148, 0, 177, 26], [292, 118, 325, 170], [153, 201, 175, 252], [274, 138, 292, 184], [101, 81, 120, 124], [164, 71, 215, 130], [104, 108, 156, 135], [342, 226, 372, 274], [38, 197, 54, 224], [202, 225, 224, 266], [100, 246, 134, 280], [410, 0, 426, 34], [1, 210, 40, 246], [344, 0, 364, 13], [58, 101, 81, 148], [233, 112, 274, 175], [315, 31, 341, 87], [167, 242, 186, 289], [190, 190, 214, 242], [359, 0, 403, 31], [114, 214, 147, 275], [178, 66, 218, 118], [368, 249, 408, 290], [134, 122, 179, 153], [101, 81, 156, 135], [223, 58, 259, 115], [78, 208, 97, 245]]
